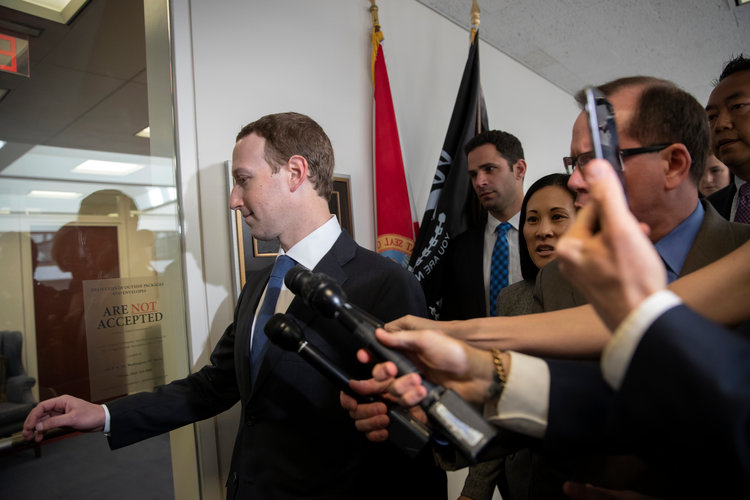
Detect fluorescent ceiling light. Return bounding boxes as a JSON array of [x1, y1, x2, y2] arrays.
[[0, 0, 90, 24], [135, 126, 150, 138], [24, 0, 68, 11], [72, 159, 144, 176], [28, 189, 82, 199]]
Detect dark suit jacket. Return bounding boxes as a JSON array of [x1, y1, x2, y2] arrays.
[[533, 201, 750, 312], [107, 232, 446, 499], [440, 224, 486, 320], [544, 305, 750, 497], [706, 182, 736, 220]]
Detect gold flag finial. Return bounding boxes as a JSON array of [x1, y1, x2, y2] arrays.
[[370, 0, 381, 32], [470, 0, 480, 42], [370, 0, 384, 88]]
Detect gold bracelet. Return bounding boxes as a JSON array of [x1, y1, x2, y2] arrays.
[[488, 348, 507, 399]]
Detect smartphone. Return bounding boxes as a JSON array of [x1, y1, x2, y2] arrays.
[[584, 86, 624, 185]]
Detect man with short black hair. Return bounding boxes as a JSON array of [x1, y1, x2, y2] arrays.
[[440, 130, 526, 320], [706, 54, 750, 223]]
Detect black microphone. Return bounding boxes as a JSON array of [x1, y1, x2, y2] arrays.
[[283, 266, 497, 462], [285, 266, 423, 377], [264, 313, 431, 458]]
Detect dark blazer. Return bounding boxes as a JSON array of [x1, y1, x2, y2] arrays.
[[706, 182, 737, 220], [440, 224, 486, 320], [533, 201, 750, 312], [107, 232, 446, 499], [544, 305, 750, 497]]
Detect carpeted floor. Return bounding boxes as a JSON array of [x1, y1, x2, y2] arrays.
[[0, 431, 174, 499]]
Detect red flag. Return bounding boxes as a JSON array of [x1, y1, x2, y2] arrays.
[[372, 30, 415, 267]]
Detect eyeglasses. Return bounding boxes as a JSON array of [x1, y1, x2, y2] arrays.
[[563, 144, 671, 174]]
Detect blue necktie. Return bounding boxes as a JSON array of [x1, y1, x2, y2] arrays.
[[489, 222, 511, 316], [250, 254, 296, 384]]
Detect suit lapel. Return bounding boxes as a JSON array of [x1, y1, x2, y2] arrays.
[[681, 201, 732, 276]]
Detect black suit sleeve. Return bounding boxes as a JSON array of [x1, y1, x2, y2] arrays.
[[609, 305, 750, 487], [106, 286, 251, 449]]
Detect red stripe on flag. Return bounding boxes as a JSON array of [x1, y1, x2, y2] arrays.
[[373, 43, 415, 264]]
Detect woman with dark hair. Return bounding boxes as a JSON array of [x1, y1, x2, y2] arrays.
[[495, 173, 576, 317], [460, 173, 577, 500]]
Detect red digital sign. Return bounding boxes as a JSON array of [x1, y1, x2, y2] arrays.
[[0, 31, 30, 77]]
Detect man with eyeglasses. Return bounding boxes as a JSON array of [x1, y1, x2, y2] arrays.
[[706, 54, 750, 224], [533, 76, 750, 313]]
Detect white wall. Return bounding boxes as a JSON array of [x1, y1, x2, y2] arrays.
[[175, 0, 579, 497]]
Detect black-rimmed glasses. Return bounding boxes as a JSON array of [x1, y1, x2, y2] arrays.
[[563, 144, 671, 174]]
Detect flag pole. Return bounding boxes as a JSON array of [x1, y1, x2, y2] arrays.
[[470, 0, 480, 43], [471, 0, 483, 134], [370, 1, 382, 87]]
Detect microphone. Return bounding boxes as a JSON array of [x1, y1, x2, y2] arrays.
[[285, 266, 423, 376], [264, 313, 431, 458], [284, 266, 497, 462]]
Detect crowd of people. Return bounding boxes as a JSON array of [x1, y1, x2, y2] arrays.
[[23, 54, 750, 499]]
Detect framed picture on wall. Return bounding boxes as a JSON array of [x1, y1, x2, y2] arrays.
[[228, 160, 354, 288]]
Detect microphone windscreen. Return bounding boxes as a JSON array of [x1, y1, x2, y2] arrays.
[[265, 313, 303, 352]]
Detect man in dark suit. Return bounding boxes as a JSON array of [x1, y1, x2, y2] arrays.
[[23, 112, 446, 499], [534, 76, 750, 313], [440, 130, 526, 320], [706, 55, 750, 223]]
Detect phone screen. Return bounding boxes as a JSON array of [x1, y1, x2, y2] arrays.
[[584, 86, 624, 182]]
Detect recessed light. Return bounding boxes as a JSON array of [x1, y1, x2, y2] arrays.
[[0, 0, 91, 24], [0, 140, 6, 150], [72, 159, 144, 176], [28, 190, 82, 199], [135, 126, 150, 138]]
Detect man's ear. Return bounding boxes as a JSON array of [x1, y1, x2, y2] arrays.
[[513, 159, 527, 181], [663, 144, 692, 190], [287, 155, 308, 192]]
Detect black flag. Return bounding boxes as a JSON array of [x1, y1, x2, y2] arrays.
[[408, 34, 488, 319]]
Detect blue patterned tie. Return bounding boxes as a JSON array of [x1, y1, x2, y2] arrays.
[[250, 254, 296, 384], [489, 222, 511, 316]]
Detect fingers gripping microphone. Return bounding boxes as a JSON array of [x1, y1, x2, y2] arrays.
[[284, 266, 497, 462], [264, 313, 431, 458]]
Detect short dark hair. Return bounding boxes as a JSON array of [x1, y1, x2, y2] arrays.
[[518, 174, 574, 281], [575, 77, 709, 185], [464, 130, 525, 168], [717, 54, 750, 83], [236, 112, 335, 199]]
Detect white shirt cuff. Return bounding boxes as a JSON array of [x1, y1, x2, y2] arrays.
[[102, 404, 111, 434], [484, 351, 549, 439], [601, 290, 682, 390]]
